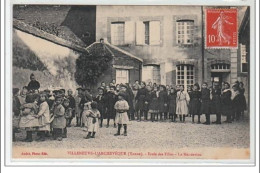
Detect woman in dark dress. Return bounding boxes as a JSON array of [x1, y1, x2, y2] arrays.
[[168, 87, 177, 122], [211, 83, 222, 124], [104, 86, 118, 128], [200, 83, 211, 125], [135, 82, 148, 121], [148, 86, 159, 122], [189, 83, 201, 124], [221, 82, 232, 123], [94, 87, 106, 128], [158, 85, 168, 121], [231, 84, 244, 121], [239, 82, 247, 120]]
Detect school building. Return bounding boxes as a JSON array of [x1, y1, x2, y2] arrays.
[[95, 5, 249, 91], [13, 5, 249, 98]]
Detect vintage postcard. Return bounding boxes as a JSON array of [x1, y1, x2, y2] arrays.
[[4, 0, 256, 166]]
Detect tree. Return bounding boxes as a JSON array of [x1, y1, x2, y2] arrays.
[[74, 51, 113, 88]]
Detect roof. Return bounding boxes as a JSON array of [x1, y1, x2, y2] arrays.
[[13, 19, 88, 53], [85, 41, 143, 62]]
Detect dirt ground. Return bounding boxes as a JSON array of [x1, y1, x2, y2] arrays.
[[13, 114, 250, 150]]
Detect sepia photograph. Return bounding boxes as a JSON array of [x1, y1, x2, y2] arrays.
[[5, 1, 256, 165]]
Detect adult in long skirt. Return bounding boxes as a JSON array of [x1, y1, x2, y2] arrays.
[[75, 88, 83, 127], [158, 85, 168, 121], [231, 84, 244, 121], [176, 85, 190, 122], [104, 86, 118, 128], [126, 83, 135, 120], [200, 82, 211, 125], [239, 82, 247, 120], [135, 82, 148, 121], [221, 82, 232, 123], [144, 85, 153, 121], [94, 87, 106, 128], [189, 83, 201, 124], [168, 87, 177, 122], [148, 86, 159, 122], [211, 82, 222, 124]]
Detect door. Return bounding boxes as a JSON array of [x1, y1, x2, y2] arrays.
[[211, 72, 222, 86]]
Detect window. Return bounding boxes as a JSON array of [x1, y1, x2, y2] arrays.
[[176, 20, 194, 45], [241, 44, 248, 73], [142, 65, 160, 84], [211, 63, 230, 72], [144, 22, 150, 45], [136, 21, 161, 45], [176, 65, 194, 90], [111, 22, 125, 45], [116, 69, 129, 84]]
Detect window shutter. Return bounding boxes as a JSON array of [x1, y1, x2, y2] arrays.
[[124, 21, 135, 45], [136, 21, 145, 45], [110, 23, 116, 44], [149, 21, 161, 45]]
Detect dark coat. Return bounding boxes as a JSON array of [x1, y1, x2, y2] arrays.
[[135, 88, 148, 111], [200, 88, 211, 114], [144, 91, 152, 111], [221, 89, 232, 116], [27, 80, 40, 91], [13, 96, 21, 116], [232, 93, 244, 112], [149, 91, 159, 112], [67, 95, 76, 109], [158, 90, 168, 112], [210, 89, 222, 114], [104, 92, 117, 119], [94, 94, 106, 118], [189, 90, 201, 115], [239, 88, 247, 110], [168, 91, 177, 114]]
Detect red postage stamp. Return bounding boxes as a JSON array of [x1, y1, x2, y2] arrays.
[[205, 8, 238, 49]]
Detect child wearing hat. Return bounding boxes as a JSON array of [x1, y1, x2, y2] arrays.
[[51, 96, 66, 141], [84, 101, 101, 139], [114, 93, 129, 136]]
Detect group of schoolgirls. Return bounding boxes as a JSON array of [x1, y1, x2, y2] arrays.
[[12, 86, 79, 142], [132, 81, 247, 125]]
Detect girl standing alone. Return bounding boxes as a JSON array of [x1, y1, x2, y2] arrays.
[[114, 93, 129, 136], [176, 85, 190, 123]]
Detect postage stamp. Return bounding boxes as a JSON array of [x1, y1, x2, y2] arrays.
[[205, 8, 238, 49]]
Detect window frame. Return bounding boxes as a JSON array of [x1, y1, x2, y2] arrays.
[[176, 19, 195, 45], [111, 22, 125, 46], [176, 64, 195, 91], [115, 69, 129, 84]]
